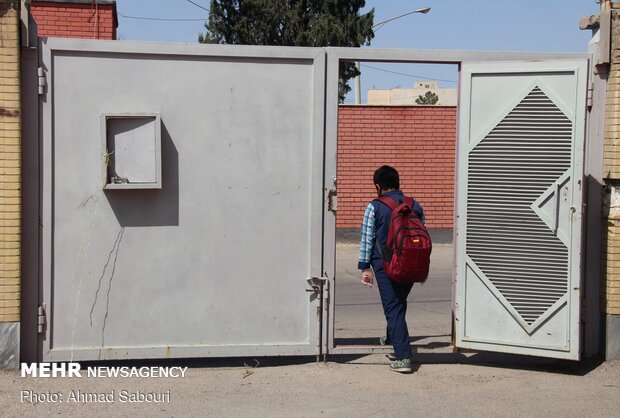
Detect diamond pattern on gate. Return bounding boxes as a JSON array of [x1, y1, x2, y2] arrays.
[[466, 86, 571, 326]]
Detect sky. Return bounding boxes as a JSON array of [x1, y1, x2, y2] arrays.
[[114, 0, 599, 103]]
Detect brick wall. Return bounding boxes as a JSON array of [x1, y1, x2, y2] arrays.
[[604, 218, 620, 314], [604, 10, 620, 316], [0, 1, 21, 323], [31, 0, 117, 40], [337, 105, 456, 229], [606, 11, 620, 180]]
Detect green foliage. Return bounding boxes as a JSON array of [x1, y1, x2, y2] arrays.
[[199, 0, 375, 102], [415, 91, 439, 105]]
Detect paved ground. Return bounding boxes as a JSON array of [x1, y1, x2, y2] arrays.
[[1, 242, 619, 417], [334, 242, 452, 352]]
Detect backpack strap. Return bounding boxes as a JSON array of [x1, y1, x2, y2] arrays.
[[405, 197, 425, 221], [405, 197, 416, 209]]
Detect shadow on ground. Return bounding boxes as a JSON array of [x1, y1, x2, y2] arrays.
[[335, 334, 451, 348], [77, 350, 604, 378]]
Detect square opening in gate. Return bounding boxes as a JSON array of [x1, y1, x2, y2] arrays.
[[102, 113, 162, 189]]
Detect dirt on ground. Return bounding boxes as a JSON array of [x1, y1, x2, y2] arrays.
[[1, 357, 619, 417]]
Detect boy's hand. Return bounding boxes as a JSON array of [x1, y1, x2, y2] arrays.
[[361, 269, 374, 287]]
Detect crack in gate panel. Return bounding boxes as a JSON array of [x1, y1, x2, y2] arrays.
[[466, 86, 572, 325]]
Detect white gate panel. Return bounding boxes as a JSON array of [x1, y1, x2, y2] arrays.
[[455, 60, 588, 359], [40, 39, 327, 361]]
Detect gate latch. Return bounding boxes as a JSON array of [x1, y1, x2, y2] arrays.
[[112, 176, 129, 184], [306, 277, 327, 301], [306, 276, 327, 292]]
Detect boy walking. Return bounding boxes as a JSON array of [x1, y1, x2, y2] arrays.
[[358, 166, 425, 373]]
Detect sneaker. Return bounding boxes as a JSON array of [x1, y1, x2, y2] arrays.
[[379, 336, 397, 361], [390, 358, 413, 373]]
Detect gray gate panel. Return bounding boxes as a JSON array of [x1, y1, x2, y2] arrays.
[[454, 60, 588, 360], [41, 39, 326, 360]]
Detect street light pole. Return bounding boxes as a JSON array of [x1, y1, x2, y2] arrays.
[[354, 7, 431, 105], [355, 62, 361, 104], [372, 7, 431, 31]]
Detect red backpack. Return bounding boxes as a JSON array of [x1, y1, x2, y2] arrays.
[[376, 196, 432, 283]]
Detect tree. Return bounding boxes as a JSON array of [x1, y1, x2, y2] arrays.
[[199, 1, 374, 102], [415, 91, 439, 105]]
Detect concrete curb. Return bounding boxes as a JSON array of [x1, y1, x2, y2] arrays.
[[336, 228, 453, 244]]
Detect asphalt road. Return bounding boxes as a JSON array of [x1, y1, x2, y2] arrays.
[[335, 242, 453, 352]]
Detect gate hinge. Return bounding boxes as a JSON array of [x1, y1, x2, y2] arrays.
[[586, 86, 594, 109], [327, 189, 338, 212], [322, 279, 330, 304], [37, 67, 47, 96], [37, 303, 47, 334]]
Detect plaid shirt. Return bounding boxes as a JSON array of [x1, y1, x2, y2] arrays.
[[358, 203, 376, 269]]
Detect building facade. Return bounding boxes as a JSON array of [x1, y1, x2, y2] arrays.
[[601, 2, 620, 359], [368, 79, 458, 106], [30, 0, 117, 39]]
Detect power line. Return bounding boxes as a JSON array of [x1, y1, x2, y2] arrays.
[[118, 12, 207, 22], [185, 0, 210, 13], [361, 64, 457, 84]]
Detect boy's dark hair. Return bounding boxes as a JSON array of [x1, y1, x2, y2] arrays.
[[373, 165, 400, 190]]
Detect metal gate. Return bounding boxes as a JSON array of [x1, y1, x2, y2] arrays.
[[39, 39, 328, 361], [454, 60, 588, 359], [36, 40, 592, 362], [323, 48, 590, 360]]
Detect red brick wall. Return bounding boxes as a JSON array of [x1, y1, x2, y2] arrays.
[[31, 1, 117, 40], [337, 105, 456, 229]]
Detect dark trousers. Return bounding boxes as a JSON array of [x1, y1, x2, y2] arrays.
[[373, 261, 414, 360]]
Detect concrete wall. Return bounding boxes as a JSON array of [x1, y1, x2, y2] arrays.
[[0, 0, 21, 369], [337, 105, 456, 229], [30, 0, 116, 40]]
